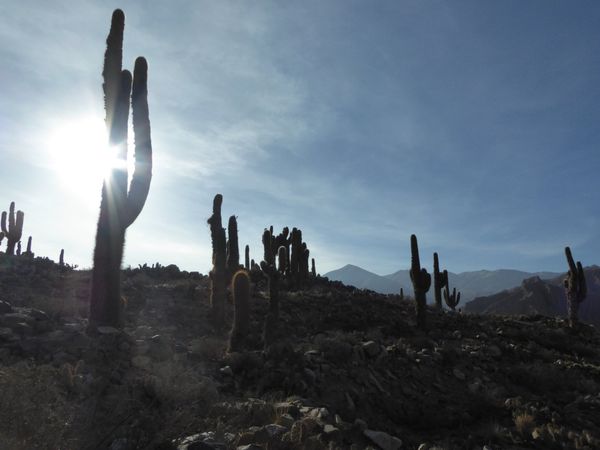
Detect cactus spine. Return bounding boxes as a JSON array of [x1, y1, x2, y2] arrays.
[[410, 234, 431, 330], [443, 270, 461, 311], [244, 244, 250, 270], [433, 252, 447, 310], [89, 9, 153, 327], [208, 194, 227, 328], [1, 202, 24, 256], [564, 246, 587, 328], [228, 270, 250, 352]]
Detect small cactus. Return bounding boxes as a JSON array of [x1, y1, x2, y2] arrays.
[[443, 275, 461, 311], [228, 270, 250, 352], [244, 244, 250, 270], [433, 252, 448, 310], [409, 234, 431, 330], [59, 249, 65, 266], [22, 236, 34, 258], [1, 202, 24, 256], [564, 246, 587, 328], [16, 241, 21, 256], [400, 287, 404, 300]]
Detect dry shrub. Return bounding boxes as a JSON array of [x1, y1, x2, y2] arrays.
[[142, 360, 219, 408], [0, 362, 75, 449], [514, 412, 536, 436]]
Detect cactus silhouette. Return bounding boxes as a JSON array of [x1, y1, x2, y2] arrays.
[[433, 252, 448, 310], [89, 9, 153, 327], [23, 236, 34, 258], [244, 244, 250, 270], [261, 258, 280, 348], [228, 270, 250, 352], [311, 258, 316, 277], [1, 202, 24, 256], [410, 234, 431, 330], [59, 249, 65, 266], [226, 215, 240, 279], [564, 246, 587, 328], [208, 194, 226, 328], [443, 279, 461, 311], [277, 246, 287, 274], [16, 241, 21, 256]]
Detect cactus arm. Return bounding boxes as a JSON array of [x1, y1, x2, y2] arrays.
[[124, 57, 152, 227], [103, 9, 124, 135], [565, 247, 577, 277], [14, 211, 23, 243], [577, 261, 587, 300], [8, 202, 15, 232], [1, 211, 6, 234]]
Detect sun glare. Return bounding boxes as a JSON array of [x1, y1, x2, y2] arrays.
[[46, 117, 134, 199]]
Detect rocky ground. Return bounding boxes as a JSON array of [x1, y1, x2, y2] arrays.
[[1, 255, 600, 450]]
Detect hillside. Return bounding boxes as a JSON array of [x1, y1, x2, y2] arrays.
[[466, 266, 600, 326], [1, 255, 600, 449], [326, 265, 560, 303]]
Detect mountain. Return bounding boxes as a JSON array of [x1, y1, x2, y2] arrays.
[[466, 266, 600, 325], [323, 264, 400, 294], [325, 265, 560, 302]]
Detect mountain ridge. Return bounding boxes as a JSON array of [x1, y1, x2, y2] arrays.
[[325, 264, 562, 302]]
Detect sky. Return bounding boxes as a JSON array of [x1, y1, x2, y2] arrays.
[[1, 1, 599, 276]]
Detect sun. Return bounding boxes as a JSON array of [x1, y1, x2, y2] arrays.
[[46, 116, 134, 199]]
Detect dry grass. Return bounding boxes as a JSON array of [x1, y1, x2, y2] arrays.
[[514, 412, 536, 436]]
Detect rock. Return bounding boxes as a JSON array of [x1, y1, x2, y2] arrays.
[[264, 423, 288, 438], [220, 366, 233, 376], [363, 341, 381, 358], [0, 300, 13, 313], [353, 418, 368, 431], [487, 345, 502, 358], [364, 429, 403, 450], [453, 368, 466, 381], [323, 424, 341, 441], [0, 327, 17, 342], [97, 326, 121, 335], [277, 413, 295, 428], [131, 355, 152, 369], [1, 313, 33, 327], [237, 445, 263, 450]]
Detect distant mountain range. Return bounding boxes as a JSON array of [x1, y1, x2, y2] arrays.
[[324, 264, 561, 303], [465, 266, 600, 325]]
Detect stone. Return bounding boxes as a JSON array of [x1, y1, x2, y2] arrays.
[[0, 300, 13, 313], [132, 355, 152, 369], [1, 313, 33, 327], [97, 326, 121, 335], [453, 368, 466, 381], [364, 429, 403, 450], [363, 341, 381, 358], [264, 423, 288, 437]]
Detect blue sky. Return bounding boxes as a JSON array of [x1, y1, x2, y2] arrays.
[[1, 1, 599, 275]]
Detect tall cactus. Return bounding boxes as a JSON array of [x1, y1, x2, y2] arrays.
[[226, 215, 240, 278], [410, 234, 431, 330], [433, 252, 447, 310], [208, 194, 226, 328], [261, 257, 280, 348], [1, 202, 24, 256], [89, 9, 153, 327], [228, 270, 250, 352], [564, 246, 587, 328]]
